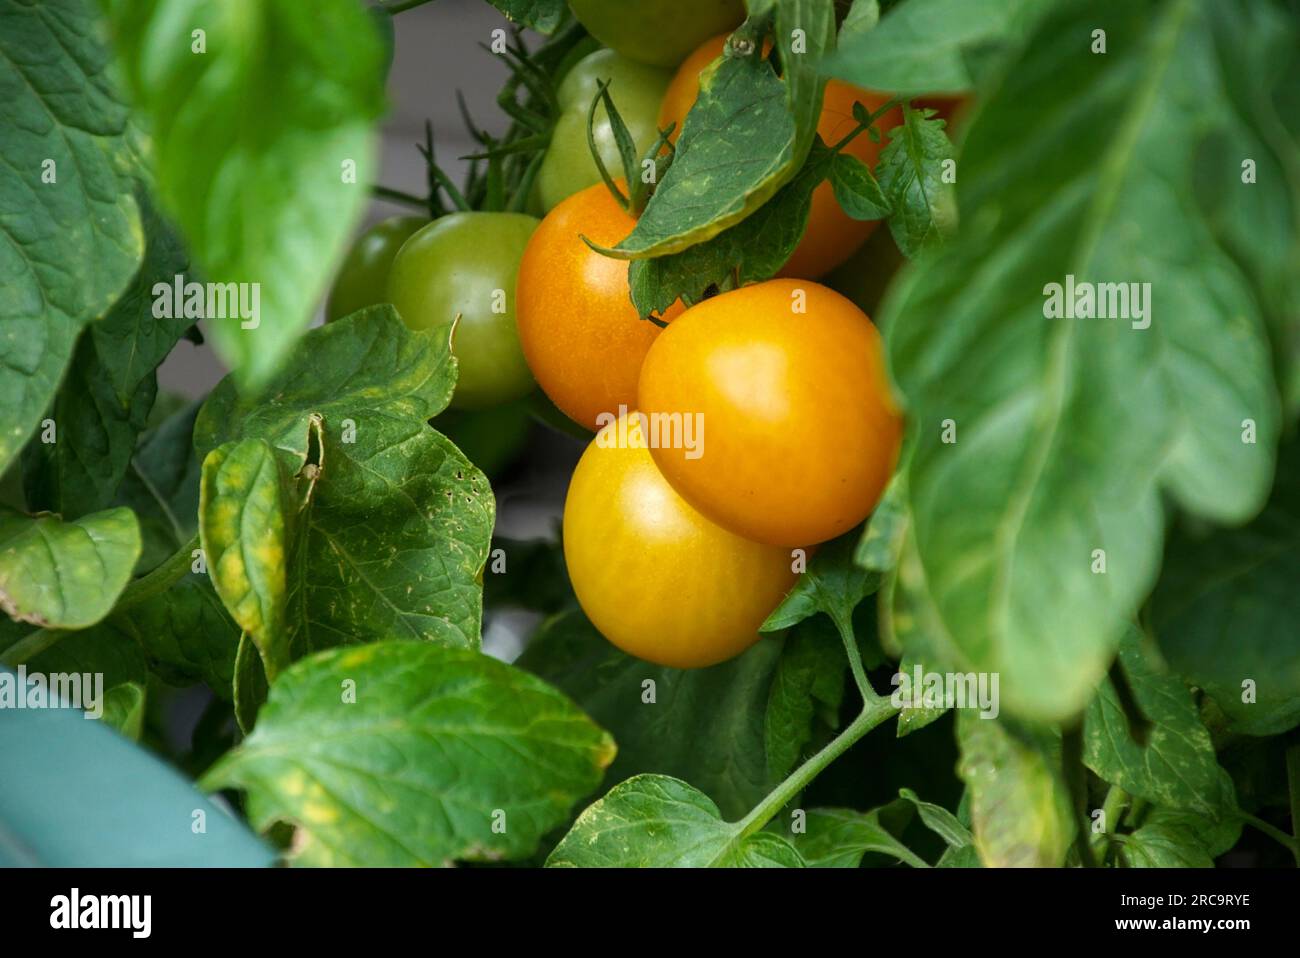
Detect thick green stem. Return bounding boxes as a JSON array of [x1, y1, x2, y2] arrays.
[[735, 695, 898, 839], [0, 534, 200, 668], [733, 601, 898, 837], [1238, 810, 1300, 858]]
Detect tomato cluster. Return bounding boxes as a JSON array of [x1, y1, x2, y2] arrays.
[[327, 18, 909, 668]]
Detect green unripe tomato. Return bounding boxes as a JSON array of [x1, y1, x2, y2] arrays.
[[387, 212, 540, 410], [326, 215, 426, 322], [567, 0, 746, 68], [536, 49, 671, 212]]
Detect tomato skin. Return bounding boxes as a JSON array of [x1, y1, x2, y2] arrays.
[[637, 279, 902, 547], [658, 35, 902, 279], [537, 50, 671, 212], [387, 211, 539, 409], [326, 215, 426, 322], [564, 412, 797, 668], [516, 182, 684, 431], [568, 0, 745, 68]]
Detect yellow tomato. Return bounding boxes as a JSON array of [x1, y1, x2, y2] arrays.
[[637, 279, 902, 547], [563, 412, 798, 668]]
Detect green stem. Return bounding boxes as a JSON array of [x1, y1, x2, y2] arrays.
[[1286, 741, 1300, 866], [1090, 785, 1128, 863], [829, 96, 904, 154], [831, 610, 872, 705], [372, 185, 429, 211], [735, 695, 898, 840], [0, 534, 200, 668], [1238, 810, 1300, 857]]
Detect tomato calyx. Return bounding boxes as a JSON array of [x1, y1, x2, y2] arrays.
[[584, 79, 675, 218]]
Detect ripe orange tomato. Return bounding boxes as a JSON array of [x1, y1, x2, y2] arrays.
[[516, 183, 684, 431], [657, 34, 902, 279], [637, 279, 901, 547], [563, 412, 798, 668]]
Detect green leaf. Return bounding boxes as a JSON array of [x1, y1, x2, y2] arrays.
[[882, 0, 1282, 722], [1137, 803, 1241, 860], [626, 141, 834, 317], [838, 0, 880, 43], [764, 617, 846, 779], [936, 843, 982, 868], [0, 614, 147, 698], [830, 152, 891, 221], [854, 471, 906, 572], [104, 0, 387, 387], [0, 0, 144, 476], [112, 572, 239, 698], [21, 333, 157, 517], [100, 682, 146, 741], [194, 309, 494, 658], [115, 400, 204, 573], [822, 0, 1044, 94], [1083, 631, 1236, 819], [876, 107, 955, 257], [1149, 439, 1300, 736], [1184, 4, 1300, 414], [0, 507, 141, 629], [1118, 823, 1214, 868], [89, 191, 193, 407], [956, 712, 1074, 867], [611, 3, 834, 258], [792, 805, 926, 868], [893, 655, 953, 736], [202, 641, 616, 867], [763, 530, 879, 636], [486, 0, 566, 34], [898, 787, 972, 849], [199, 439, 292, 681], [0, 674, 274, 867], [547, 774, 804, 867], [518, 610, 787, 821]]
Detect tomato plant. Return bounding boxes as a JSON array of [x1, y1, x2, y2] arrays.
[[3, 0, 1299, 887], [564, 413, 797, 668]]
